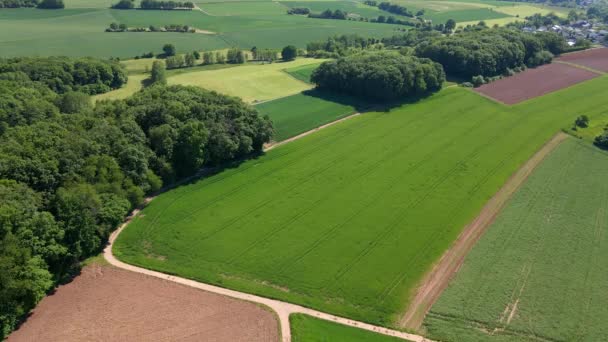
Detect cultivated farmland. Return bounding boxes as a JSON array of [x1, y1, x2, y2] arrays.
[[291, 314, 411, 342], [423, 138, 608, 341], [167, 58, 323, 103], [474, 63, 599, 104], [557, 47, 608, 73], [114, 75, 608, 326], [255, 90, 366, 141], [284, 63, 322, 84]]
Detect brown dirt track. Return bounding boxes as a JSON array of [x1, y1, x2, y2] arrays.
[[399, 133, 569, 332], [7, 264, 279, 342], [474, 63, 599, 105], [557, 48, 608, 73]]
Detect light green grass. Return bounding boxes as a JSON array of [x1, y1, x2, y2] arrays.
[[424, 137, 608, 341], [167, 58, 323, 103], [93, 74, 147, 102], [565, 111, 608, 143], [423, 7, 509, 24], [255, 90, 365, 141], [291, 314, 411, 342], [64, 0, 114, 8], [283, 63, 321, 84], [113, 75, 608, 326], [200, 1, 287, 16]]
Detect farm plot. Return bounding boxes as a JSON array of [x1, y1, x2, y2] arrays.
[[114, 75, 608, 326], [423, 138, 608, 342], [255, 90, 366, 141], [474, 63, 599, 105], [557, 48, 608, 73], [167, 58, 323, 103], [291, 314, 411, 342], [283, 62, 321, 84], [7, 264, 279, 342]]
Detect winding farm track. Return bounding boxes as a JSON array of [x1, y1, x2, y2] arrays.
[[104, 210, 434, 342], [103, 114, 434, 342]]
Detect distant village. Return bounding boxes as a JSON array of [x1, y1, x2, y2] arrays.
[[524, 20, 608, 46]]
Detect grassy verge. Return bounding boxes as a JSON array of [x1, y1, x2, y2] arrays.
[[291, 314, 411, 342]]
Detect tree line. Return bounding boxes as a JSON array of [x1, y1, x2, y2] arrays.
[[311, 51, 445, 101], [0, 0, 63, 8], [0, 58, 272, 339], [106, 23, 196, 33]]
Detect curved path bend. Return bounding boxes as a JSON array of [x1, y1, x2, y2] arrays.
[[105, 214, 434, 342]]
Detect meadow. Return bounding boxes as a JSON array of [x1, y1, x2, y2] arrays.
[[113, 75, 608, 326], [423, 138, 608, 341], [283, 63, 321, 83], [290, 314, 411, 342], [167, 58, 323, 103], [255, 90, 366, 141]]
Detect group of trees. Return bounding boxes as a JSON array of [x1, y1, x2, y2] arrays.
[[311, 51, 445, 101], [377, 2, 415, 17], [286, 7, 310, 15], [306, 34, 382, 58], [107, 23, 196, 33], [308, 9, 348, 20], [0, 58, 273, 338], [250, 47, 280, 63], [414, 28, 566, 79], [140, 0, 194, 9], [0, 57, 127, 94], [111, 0, 133, 9], [0, 0, 63, 8]]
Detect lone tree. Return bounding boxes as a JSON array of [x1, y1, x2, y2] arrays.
[[162, 43, 176, 57], [150, 60, 167, 85], [444, 19, 456, 33], [575, 115, 589, 128], [281, 45, 297, 61]]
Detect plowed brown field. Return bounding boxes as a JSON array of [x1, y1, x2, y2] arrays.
[[557, 48, 608, 73], [474, 63, 598, 104], [7, 264, 279, 342]]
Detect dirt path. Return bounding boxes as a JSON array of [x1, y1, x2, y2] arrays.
[[104, 212, 434, 342], [399, 132, 569, 331], [265, 112, 361, 151], [103, 110, 434, 342]]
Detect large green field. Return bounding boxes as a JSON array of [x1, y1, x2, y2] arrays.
[[0, 6, 402, 58], [255, 90, 366, 141], [291, 314, 411, 342], [283, 63, 321, 84], [113, 75, 608, 326], [423, 138, 608, 341]]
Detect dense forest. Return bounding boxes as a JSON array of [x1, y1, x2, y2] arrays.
[[0, 0, 62, 8], [311, 51, 445, 100], [414, 28, 566, 78], [0, 58, 272, 338]]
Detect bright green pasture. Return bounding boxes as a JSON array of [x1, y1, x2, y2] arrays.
[[291, 314, 411, 342], [283, 63, 321, 83], [113, 76, 608, 326], [64, 0, 114, 8], [424, 138, 608, 341], [423, 8, 508, 24], [565, 111, 608, 143], [166, 58, 322, 103], [93, 73, 147, 101], [255, 90, 365, 141]]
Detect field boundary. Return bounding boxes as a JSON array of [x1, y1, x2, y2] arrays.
[[399, 132, 569, 331], [554, 60, 606, 75], [104, 209, 434, 342]]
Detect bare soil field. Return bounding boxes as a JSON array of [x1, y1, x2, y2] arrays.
[[7, 264, 279, 342], [557, 48, 608, 73], [474, 63, 599, 104]]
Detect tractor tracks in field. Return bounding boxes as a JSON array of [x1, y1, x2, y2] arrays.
[[103, 112, 434, 342], [399, 132, 569, 331]]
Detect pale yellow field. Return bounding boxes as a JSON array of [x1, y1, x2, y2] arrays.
[[493, 4, 570, 17], [167, 58, 326, 103], [92, 74, 146, 102]]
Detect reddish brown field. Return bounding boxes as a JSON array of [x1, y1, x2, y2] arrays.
[[474, 63, 599, 105], [8, 265, 279, 342], [557, 48, 608, 72]]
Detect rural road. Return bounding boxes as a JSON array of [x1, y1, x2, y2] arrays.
[[104, 212, 435, 342]]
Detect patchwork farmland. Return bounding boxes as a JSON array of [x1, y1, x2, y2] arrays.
[[114, 75, 608, 327], [423, 138, 608, 341]]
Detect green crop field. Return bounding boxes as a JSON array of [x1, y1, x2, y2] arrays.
[[281, 1, 413, 20], [113, 75, 608, 326], [167, 58, 322, 103], [424, 138, 608, 341], [283, 63, 321, 84], [255, 90, 365, 141], [423, 8, 508, 24], [291, 314, 411, 342], [0, 5, 402, 58]]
